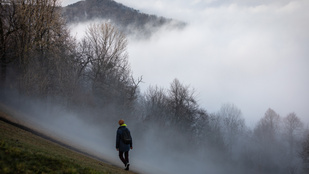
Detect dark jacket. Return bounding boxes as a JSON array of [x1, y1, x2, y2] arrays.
[[116, 124, 133, 152]]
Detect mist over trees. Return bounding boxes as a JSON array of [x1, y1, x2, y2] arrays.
[[1, 0, 309, 174]]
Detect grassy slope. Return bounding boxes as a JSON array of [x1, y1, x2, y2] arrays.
[[0, 110, 137, 174]]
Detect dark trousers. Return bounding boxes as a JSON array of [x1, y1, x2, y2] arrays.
[[119, 151, 129, 165]]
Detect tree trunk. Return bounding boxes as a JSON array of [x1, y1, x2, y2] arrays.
[[0, 14, 6, 87]]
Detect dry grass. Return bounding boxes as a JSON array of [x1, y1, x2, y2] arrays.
[[0, 110, 137, 174]]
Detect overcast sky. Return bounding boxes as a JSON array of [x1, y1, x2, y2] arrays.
[[62, 0, 309, 126]]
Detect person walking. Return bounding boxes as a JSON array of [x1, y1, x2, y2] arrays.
[[116, 119, 133, 170]]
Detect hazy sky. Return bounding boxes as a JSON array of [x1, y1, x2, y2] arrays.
[[62, 0, 309, 125]]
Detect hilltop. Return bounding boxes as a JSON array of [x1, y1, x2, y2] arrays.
[[62, 0, 186, 38]]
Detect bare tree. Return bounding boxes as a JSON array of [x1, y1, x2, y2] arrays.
[[0, 0, 73, 97], [283, 113, 304, 156], [79, 22, 140, 113], [282, 112, 304, 174], [167, 78, 198, 131], [253, 108, 283, 173], [207, 113, 226, 151], [217, 103, 245, 155], [143, 85, 170, 126], [254, 108, 281, 143], [82, 22, 128, 88], [301, 130, 309, 173], [0, 0, 12, 85]]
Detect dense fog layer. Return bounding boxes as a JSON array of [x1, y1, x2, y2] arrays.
[[63, 0, 309, 126], [127, 0, 309, 125], [1, 87, 308, 174]]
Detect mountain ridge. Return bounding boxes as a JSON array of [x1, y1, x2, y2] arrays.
[[62, 0, 186, 38]]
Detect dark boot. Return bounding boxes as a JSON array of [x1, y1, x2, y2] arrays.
[[125, 163, 130, 170]]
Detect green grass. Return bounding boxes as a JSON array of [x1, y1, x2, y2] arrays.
[[0, 111, 136, 174]]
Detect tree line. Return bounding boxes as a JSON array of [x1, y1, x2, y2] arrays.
[[0, 0, 140, 114], [136, 81, 308, 174], [0, 1, 308, 173]]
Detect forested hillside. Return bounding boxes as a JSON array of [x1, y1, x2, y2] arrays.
[[62, 0, 186, 38]]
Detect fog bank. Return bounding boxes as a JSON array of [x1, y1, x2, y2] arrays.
[[117, 0, 309, 125], [0, 92, 245, 174], [62, 0, 309, 126]]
